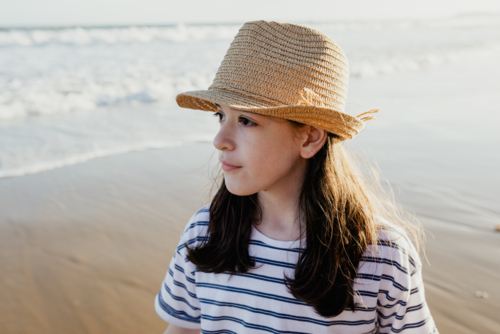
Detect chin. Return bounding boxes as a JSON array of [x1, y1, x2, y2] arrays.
[[225, 178, 258, 197]]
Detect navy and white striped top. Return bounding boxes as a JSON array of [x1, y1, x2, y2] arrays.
[[155, 206, 438, 333]]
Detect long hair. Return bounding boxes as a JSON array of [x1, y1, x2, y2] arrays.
[[186, 126, 421, 317]]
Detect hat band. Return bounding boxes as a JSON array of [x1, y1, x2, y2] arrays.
[[212, 86, 284, 107], [213, 86, 345, 110], [356, 109, 379, 122], [296, 88, 326, 107]]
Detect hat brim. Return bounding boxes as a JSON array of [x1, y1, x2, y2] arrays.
[[176, 88, 364, 141]]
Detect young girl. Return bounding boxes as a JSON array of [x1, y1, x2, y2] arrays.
[[155, 20, 438, 333]]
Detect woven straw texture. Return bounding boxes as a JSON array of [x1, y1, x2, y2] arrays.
[[176, 20, 377, 140]]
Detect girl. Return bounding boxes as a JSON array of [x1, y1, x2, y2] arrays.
[[155, 20, 438, 333]]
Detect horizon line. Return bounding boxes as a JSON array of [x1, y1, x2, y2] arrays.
[[1, 11, 498, 30]]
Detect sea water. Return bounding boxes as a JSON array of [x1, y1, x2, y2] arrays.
[[1, 14, 500, 227]]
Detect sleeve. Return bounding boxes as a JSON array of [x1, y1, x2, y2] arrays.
[[376, 237, 439, 334], [154, 207, 209, 329]]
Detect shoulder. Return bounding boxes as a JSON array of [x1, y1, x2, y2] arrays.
[[368, 219, 437, 332], [182, 205, 210, 235], [363, 217, 422, 277], [177, 205, 211, 249]]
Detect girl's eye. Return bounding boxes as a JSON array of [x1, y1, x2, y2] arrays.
[[213, 112, 224, 122], [239, 117, 257, 127], [213, 112, 256, 127]]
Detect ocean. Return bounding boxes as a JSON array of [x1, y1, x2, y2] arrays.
[[1, 14, 499, 230]]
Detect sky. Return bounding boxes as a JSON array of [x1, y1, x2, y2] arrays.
[[1, 0, 500, 27]]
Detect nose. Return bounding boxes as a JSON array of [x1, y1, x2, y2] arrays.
[[213, 119, 235, 151]]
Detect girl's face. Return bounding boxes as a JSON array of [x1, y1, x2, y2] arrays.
[[213, 104, 324, 196]]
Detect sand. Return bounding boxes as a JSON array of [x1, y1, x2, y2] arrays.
[[1, 142, 499, 334], [0, 144, 216, 334]]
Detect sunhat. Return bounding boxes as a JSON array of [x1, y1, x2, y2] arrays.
[[176, 20, 378, 141]]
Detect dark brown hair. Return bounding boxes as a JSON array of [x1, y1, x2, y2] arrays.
[[186, 123, 419, 317]]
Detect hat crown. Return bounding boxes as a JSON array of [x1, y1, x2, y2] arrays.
[[175, 20, 375, 141], [209, 20, 350, 112]]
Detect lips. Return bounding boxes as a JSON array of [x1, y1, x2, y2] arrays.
[[219, 159, 242, 172]]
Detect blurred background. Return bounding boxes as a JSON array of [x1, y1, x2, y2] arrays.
[[1, 1, 499, 333]]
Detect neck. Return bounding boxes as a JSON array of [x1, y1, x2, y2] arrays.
[[255, 160, 307, 242]]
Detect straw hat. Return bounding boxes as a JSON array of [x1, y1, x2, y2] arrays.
[[176, 20, 378, 141]]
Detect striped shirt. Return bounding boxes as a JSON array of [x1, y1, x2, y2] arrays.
[[155, 206, 438, 333]]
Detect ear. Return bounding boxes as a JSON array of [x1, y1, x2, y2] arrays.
[[299, 125, 328, 159]]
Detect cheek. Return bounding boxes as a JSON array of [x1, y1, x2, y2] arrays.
[[250, 141, 297, 177], [225, 134, 299, 195]]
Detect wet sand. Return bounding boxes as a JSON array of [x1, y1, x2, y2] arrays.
[[1, 142, 499, 334], [0, 144, 216, 334]]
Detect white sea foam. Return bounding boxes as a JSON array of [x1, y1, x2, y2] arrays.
[[0, 72, 214, 120], [0, 24, 241, 47], [0, 141, 182, 178], [1, 13, 499, 47], [1, 14, 499, 178], [1, 38, 498, 120], [349, 40, 500, 77], [0, 105, 219, 179]]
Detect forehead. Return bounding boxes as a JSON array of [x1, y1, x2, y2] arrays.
[[214, 103, 289, 125], [215, 103, 256, 115]]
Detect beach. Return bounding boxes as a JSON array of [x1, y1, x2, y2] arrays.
[[1, 140, 499, 334], [1, 16, 500, 334], [0, 144, 216, 334]]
